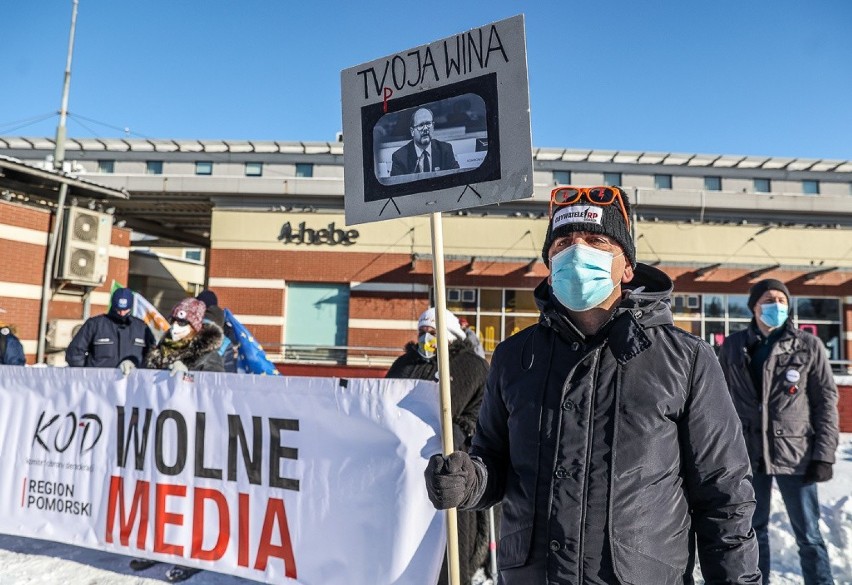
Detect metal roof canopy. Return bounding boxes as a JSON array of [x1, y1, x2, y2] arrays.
[[0, 154, 128, 202], [0, 155, 209, 247]]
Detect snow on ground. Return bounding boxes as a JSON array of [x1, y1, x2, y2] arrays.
[[1, 436, 851, 584]]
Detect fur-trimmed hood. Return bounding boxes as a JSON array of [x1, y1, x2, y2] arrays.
[[146, 322, 224, 371]]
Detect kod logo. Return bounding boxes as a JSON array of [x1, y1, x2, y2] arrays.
[[277, 221, 359, 246], [32, 412, 103, 455]]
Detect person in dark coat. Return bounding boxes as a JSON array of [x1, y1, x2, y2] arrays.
[[719, 279, 838, 585], [129, 296, 223, 582], [390, 107, 460, 177], [424, 186, 760, 584], [386, 307, 492, 585], [0, 307, 26, 365], [145, 297, 225, 374], [196, 289, 238, 373], [65, 288, 155, 373]]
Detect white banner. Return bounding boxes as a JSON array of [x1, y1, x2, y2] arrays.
[[0, 366, 445, 584]]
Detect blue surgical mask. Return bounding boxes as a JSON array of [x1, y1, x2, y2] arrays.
[[758, 302, 788, 329], [550, 244, 621, 311]]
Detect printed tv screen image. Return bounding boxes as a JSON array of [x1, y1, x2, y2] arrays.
[[373, 93, 488, 183], [360, 74, 501, 202]]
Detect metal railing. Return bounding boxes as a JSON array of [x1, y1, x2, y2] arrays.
[[275, 344, 404, 368]]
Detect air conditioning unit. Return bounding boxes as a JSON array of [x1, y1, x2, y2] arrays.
[[46, 318, 85, 350], [56, 207, 111, 286]]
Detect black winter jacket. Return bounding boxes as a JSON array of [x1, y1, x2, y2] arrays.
[[145, 323, 225, 372], [65, 311, 156, 368], [467, 264, 760, 585], [386, 338, 488, 449], [718, 320, 839, 475]]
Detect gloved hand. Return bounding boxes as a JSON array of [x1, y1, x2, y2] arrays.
[[118, 359, 136, 376], [168, 360, 189, 377], [803, 460, 833, 484], [424, 451, 478, 510]]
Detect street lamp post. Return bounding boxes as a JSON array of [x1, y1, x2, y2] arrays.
[[36, 0, 79, 364]]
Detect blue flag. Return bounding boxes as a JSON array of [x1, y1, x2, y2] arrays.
[[224, 308, 280, 375]]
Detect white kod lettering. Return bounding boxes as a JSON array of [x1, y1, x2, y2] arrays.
[[553, 205, 604, 229]]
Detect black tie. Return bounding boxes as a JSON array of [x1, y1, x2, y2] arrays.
[[421, 151, 430, 172]]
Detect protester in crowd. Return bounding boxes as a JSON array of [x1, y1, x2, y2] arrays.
[[196, 289, 238, 373], [457, 316, 485, 359], [424, 186, 760, 584], [129, 296, 224, 582], [65, 287, 155, 373], [390, 107, 460, 177], [718, 279, 838, 585], [0, 307, 26, 365], [386, 307, 493, 585], [145, 296, 225, 376]]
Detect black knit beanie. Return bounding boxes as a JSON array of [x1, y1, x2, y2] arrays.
[[541, 187, 636, 267], [196, 289, 218, 308], [747, 279, 790, 312]]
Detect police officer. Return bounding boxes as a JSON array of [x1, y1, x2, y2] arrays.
[[65, 288, 155, 372]]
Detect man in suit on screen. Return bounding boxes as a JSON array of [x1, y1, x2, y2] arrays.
[[390, 107, 460, 177]]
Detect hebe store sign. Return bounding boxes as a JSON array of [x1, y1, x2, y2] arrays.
[[277, 221, 359, 246]]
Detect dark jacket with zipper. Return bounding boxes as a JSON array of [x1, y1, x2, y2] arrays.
[[718, 320, 838, 475], [466, 264, 760, 585], [65, 310, 156, 368]]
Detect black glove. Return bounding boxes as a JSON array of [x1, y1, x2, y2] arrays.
[[424, 451, 478, 510], [803, 460, 833, 484]]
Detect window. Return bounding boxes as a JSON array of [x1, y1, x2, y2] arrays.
[[672, 292, 843, 363], [146, 161, 163, 175], [98, 160, 115, 174], [795, 298, 841, 361], [184, 283, 203, 297], [295, 163, 313, 178], [285, 283, 349, 363], [654, 174, 672, 190], [245, 162, 263, 177], [754, 178, 771, 193], [195, 161, 213, 175], [603, 172, 621, 186], [704, 176, 722, 191], [552, 170, 571, 186], [802, 180, 820, 195], [183, 249, 202, 262], [441, 287, 539, 356]]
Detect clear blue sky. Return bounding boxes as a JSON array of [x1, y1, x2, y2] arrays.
[[3, 0, 850, 160]]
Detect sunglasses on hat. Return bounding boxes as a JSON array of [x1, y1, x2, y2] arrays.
[[172, 318, 190, 327], [550, 186, 631, 231]]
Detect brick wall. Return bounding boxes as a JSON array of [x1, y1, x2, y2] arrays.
[[838, 385, 852, 433], [0, 200, 130, 363]]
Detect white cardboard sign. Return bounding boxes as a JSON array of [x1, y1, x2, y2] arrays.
[[341, 14, 533, 225]]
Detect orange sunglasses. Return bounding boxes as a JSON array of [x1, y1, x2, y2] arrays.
[[549, 186, 631, 231]]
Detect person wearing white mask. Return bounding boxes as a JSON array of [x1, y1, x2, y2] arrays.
[[423, 186, 760, 584], [719, 279, 838, 585], [386, 307, 492, 585], [129, 296, 224, 582], [144, 297, 225, 375]]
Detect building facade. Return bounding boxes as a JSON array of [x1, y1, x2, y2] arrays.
[[1, 137, 851, 387], [0, 173, 130, 364]]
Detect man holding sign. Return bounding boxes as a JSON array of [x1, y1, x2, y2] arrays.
[[425, 187, 760, 584]]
